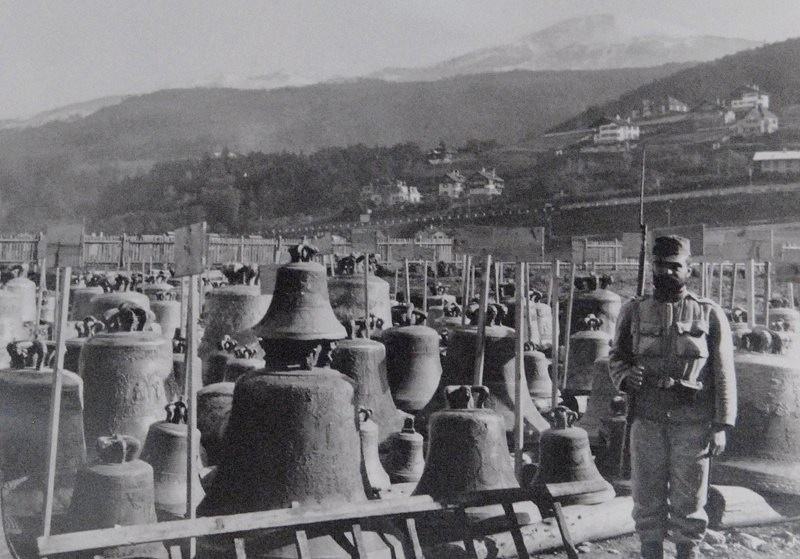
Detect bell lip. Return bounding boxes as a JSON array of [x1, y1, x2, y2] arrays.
[[258, 330, 345, 341], [383, 324, 439, 337], [0, 368, 82, 385], [449, 324, 516, 338], [198, 381, 236, 394], [206, 285, 265, 296]]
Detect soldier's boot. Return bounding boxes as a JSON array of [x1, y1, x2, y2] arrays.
[[676, 542, 701, 559], [640, 540, 663, 559]]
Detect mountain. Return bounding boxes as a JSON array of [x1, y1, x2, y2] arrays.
[[0, 95, 129, 130], [549, 36, 800, 133], [371, 14, 761, 82]]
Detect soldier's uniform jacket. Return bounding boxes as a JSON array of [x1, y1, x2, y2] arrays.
[[609, 290, 736, 427]]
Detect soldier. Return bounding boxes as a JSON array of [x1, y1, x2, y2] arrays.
[[609, 236, 736, 559]]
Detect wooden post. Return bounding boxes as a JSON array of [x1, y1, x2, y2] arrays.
[[404, 258, 411, 306], [471, 263, 477, 300], [765, 260, 771, 327], [494, 261, 500, 302], [718, 262, 725, 306], [393, 269, 399, 300], [551, 259, 561, 411], [42, 266, 72, 538], [789, 282, 795, 310], [461, 255, 470, 326], [422, 260, 428, 314], [561, 263, 577, 390], [185, 274, 201, 557], [700, 262, 708, 298], [240, 235, 246, 264], [35, 256, 47, 339], [747, 259, 756, 329], [730, 263, 738, 311], [513, 261, 525, 481], [472, 254, 492, 386], [78, 231, 86, 270], [363, 257, 371, 339], [524, 265, 533, 345]]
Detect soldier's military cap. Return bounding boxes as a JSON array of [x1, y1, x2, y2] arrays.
[[652, 235, 690, 261]]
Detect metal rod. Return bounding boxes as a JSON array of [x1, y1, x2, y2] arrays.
[[42, 266, 72, 537], [551, 259, 561, 411], [186, 273, 201, 557], [364, 257, 371, 339], [513, 261, 525, 481], [472, 254, 492, 387], [561, 263, 577, 391]]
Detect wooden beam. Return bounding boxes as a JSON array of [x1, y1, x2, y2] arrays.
[[561, 263, 577, 390], [513, 262, 525, 481], [38, 497, 440, 556], [473, 254, 492, 386]]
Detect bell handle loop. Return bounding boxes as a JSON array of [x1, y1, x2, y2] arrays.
[[584, 315, 603, 330], [548, 405, 578, 429], [401, 417, 416, 434], [6, 340, 47, 370], [471, 385, 490, 409], [288, 242, 319, 263], [523, 341, 536, 352], [96, 434, 140, 464], [358, 407, 374, 423], [443, 385, 472, 409]]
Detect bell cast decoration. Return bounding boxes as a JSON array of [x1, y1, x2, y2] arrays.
[[68, 435, 168, 559], [532, 406, 615, 505]]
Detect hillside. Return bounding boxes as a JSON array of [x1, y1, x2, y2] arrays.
[[549, 37, 800, 133], [0, 64, 689, 231]]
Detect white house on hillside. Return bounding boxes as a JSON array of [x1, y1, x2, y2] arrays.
[[733, 106, 779, 137], [592, 117, 640, 144], [438, 170, 466, 198], [730, 85, 770, 111], [467, 168, 505, 201], [385, 180, 422, 206], [753, 151, 800, 174]]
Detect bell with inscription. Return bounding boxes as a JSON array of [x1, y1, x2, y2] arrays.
[[68, 435, 168, 559]]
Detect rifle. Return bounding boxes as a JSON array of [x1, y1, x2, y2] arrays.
[[624, 148, 647, 477]]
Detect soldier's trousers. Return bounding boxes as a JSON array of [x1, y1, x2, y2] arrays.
[[631, 417, 711, 544]]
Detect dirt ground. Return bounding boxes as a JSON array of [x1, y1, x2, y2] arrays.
[[540, 494, 800, 559]]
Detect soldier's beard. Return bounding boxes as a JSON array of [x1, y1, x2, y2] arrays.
[[653, 274, 685, 297]]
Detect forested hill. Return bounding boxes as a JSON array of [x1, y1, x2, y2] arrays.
[[0, 64, 690, 231], [549, 37, 800, 133]]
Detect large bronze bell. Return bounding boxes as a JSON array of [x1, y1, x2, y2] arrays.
[[567, 275, 621, 337], [532, 406, 615, 505], [441, 315, 550, 454], [328, 265, 393, 333], [575, 357, 624, 446], [382, 325, 442, 412], [141, 401, 205, 519], [199, 285, 271, 381], [68, 435, 168, 559], [255, 244, 346, 342], [196, 381, 235, 466], [0, 340, 86, 549], [413, 386, 541, 525], [564, 314, 611, 395], [3, 275, 38, 324], [80, 310, 172, 449], [331, 336, 410, 449], [712, 345, 800, 495], [69, 285, 104, 321], [150, 291, 182, 341], [524, 342, 557, 412], [89, 289, 151, 318]]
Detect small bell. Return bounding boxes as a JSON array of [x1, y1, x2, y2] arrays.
[[196, 382, 234, 466], [532, 406, 615, 505], [359, 408, 391, 496], [524, 342, 557, 412], [141, 400, 205, 519], [68, 435, 168, 559], [387, 417, 425, 484]]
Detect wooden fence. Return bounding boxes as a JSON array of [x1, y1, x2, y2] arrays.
[[0, 232, 44, 265]]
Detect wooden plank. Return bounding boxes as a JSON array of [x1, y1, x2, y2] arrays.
[[42, 266, 72, 539], [351, 523, 368, 559], [561, 263, 577, 390], [513, 262, 525, 481], [551, 259, 561, 410], [233, 537, 247, 559], [747, 259, 756, 328], [169, 545, 183, 559], [404, 518, 423, 559], [502, 503, 529, 559], [456, 509, 479, 559], [294, 530, 311, 559], [37, 497, 440, 556], [552, 502, 579, 559], [186, 274, 201, 558], [472, 254, 492, 386]]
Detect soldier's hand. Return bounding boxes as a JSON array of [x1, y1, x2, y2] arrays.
[[709, 427, 727, 456], [624, 365, 644, 390]]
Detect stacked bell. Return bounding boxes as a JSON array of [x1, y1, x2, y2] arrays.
[[532, 406, 615, 505], [89, 288, 151, 318], [141, 400, 205, 519], [728, 307, 751, 348], [387, 418, 425, 484], [199, 285, 271, 384], [568, 275, 621, 338], [68, 285, 104, 320], [413, 386, 541, 525], [564, 314, 611, 396], [382, 324, 443, 413], [68, 435, 168, 559], [524, 342, 556, 412], [196, 382, 235, 466], [440, 310, 550, 454], [150, 290, 182, 341], [3, 273, 38, 324], [575, 357, 623, 446], [328, 266, 393, 335], [0, 340, 86, 547], [331, 335, 410, 450], [80, 305, 173, 448], [712, 343, 800, 495], [222, 340, 266, 382], [198, 244, 404, 558], [0, 289, 24, 367]]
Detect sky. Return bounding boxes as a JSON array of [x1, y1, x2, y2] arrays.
[[1, 0, 799, 121]]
